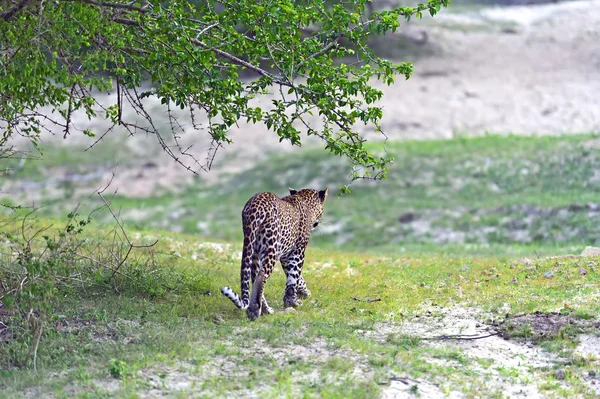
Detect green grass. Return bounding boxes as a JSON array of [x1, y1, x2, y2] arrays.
[[1, 219, 599, 398], [0, 139, 132, 182], [5, 134, 600, 257], [3, 134, 600, 396]]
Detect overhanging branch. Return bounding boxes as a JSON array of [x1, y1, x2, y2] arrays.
[[0, 0, 34, 21], [62, 0, 150, 13]]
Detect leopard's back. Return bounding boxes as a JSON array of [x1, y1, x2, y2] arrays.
[[242, 192, 301, 259]]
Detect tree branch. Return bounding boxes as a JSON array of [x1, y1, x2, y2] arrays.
[[189, 37, 283, 84], [296, 32, 344, 71], [62, 0, 149, 13], [0, 0, 34, 21]]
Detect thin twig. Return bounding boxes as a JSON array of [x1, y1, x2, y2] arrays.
[[32, 324, 42, 372], [96, 188, 158, 282], [423, 332, 501, 341], [351, 296, 381, 303], [62, 0, 150, 13]]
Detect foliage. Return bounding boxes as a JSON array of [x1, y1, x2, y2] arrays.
[[0, 210, 91, 370], [108, 359, 130, 379], [0, 207, 210, 370], [0, 0, 447, 180]]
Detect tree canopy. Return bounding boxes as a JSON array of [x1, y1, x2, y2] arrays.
[[0, 0, 447, 185]]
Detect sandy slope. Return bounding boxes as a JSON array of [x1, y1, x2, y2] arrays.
[[376, 0, 600, 140]]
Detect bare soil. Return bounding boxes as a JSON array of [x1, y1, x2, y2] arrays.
[[377, 305, 599, 398]]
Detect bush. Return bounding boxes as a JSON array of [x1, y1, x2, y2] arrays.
[[0, 204, 210, 370]]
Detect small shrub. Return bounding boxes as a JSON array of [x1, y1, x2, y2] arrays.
[[0, 210, 90, 370], [108, 359, 129, 379]]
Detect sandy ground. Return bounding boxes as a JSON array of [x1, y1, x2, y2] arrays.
[[376, 0, 600, 139], [4, 0, 600, 198]]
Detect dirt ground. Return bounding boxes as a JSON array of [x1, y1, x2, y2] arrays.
[[379, 305, 600, 398], [42, 301, 599, 398], [379, 0, 600, 140], [7, 0, 600, 198]]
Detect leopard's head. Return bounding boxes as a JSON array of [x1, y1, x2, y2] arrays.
[[288, 187, 328, 230]]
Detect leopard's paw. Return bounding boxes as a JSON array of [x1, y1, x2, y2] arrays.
[[246, 302, 261, 320]]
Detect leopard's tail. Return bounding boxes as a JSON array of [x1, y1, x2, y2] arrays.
[[221, 226, 255, 310], [220, 286, 247, 309]]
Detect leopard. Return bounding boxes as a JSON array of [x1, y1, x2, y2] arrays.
[[221, 187, 328, 320]]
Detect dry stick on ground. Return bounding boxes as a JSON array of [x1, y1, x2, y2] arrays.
[[351, 296, 382, 303], [388, 376, 421, 385], [20, 310, 43, 372], [30, 313, 42, 373], [11, 206, 51, 372], [423, 331, 501, 341]]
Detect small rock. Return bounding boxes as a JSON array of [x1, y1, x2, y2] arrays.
[[520, 257, 533, 266], [398, 212, 417, 224], [544, 271, 554, 279], [589, 370, 597, 377], [581, 246, 600, 257], [210, 313, 224, 324], [579, 268, 588, 276], [142, 161, 158, 169], [554, 369, 566, 380], [502, 27, 519, 34]]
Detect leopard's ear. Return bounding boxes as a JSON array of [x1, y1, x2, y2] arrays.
[[289, 188, 298, 196], [318, 188, 328, 203]]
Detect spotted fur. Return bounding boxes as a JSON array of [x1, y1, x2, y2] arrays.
[[221, 188, 328, 320]]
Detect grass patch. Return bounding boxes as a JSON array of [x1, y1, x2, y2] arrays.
[[1, 216, 599, 398], [5, 133, 600, 257], [0, 139, 132, 181]]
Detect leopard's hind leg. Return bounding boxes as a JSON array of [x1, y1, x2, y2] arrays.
[[296, 275, 311, 299], [251, 250, 273, 315], [281, 250, 305, 308], [247, 245, 277, 320]]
